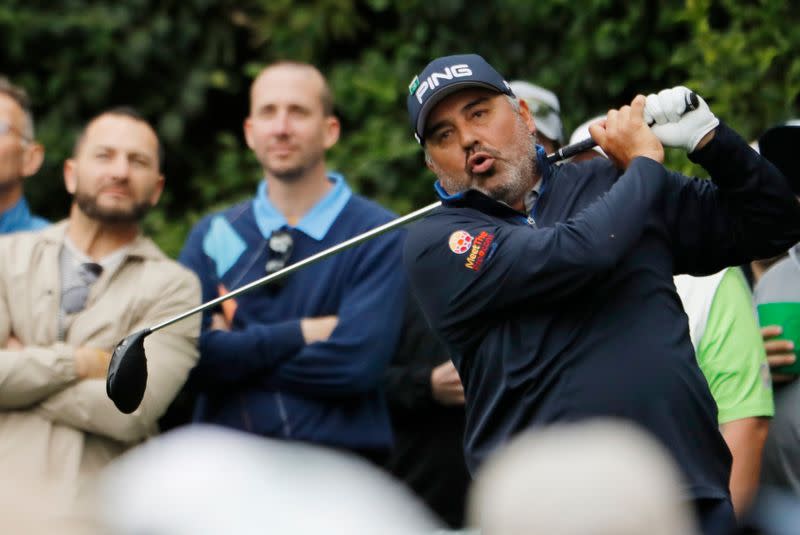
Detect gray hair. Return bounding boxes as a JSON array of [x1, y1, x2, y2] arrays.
[[0, 76, 35, 140]]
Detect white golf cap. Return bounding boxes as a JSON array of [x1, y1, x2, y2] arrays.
[[569, 115, 608, 158], [509, 80, 564, 143]]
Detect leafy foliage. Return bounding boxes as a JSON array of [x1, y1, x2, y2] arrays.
[[1, 0, 797, 256]]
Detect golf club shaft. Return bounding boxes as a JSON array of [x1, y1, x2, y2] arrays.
[[147, 90, 701, 335], [546, 91, 700, 164], [148, 201, 443, 333]]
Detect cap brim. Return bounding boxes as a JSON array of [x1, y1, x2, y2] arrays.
[[759, 125, 800, 194], [416, 81, 507, 142], [533, 114, 563, 144]]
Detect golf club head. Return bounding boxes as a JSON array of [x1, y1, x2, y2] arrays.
[[106, 329, 151, 414]]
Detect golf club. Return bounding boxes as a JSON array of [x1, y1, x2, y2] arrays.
[[547, 91, 699, 164], [107, 90, 701, 413], [106, 201, 442, 413]]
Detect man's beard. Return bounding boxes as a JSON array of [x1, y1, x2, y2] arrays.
[[436, 119, 539, 207], [74, 191, 151, 224], [264, 150, 324, 184], [0, 176, 23, 196]]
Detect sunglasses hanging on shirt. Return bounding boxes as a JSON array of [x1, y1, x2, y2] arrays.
[[265, 230, 294, 287]]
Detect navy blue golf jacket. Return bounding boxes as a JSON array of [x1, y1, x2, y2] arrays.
[[404, 122, 800, 500]]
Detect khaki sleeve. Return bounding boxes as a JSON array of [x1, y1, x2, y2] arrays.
[[0, 345, 79, 408], [0, 243, 7, 343], [0, 240, 79, 408], [35, 267, 201, 444]]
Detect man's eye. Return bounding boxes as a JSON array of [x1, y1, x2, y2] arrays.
[[434, 130, 452, 144], [472, 109, 488, 119]]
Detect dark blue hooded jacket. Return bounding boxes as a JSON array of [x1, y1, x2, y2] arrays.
[[404, 122, 800, 500]]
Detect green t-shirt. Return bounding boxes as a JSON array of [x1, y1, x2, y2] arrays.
[[697, 268, 774, 425]]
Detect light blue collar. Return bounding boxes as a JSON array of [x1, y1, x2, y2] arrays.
[[0, 196, 47, 233], [434, 181, 465, 201], [252, 172, 352, 241]]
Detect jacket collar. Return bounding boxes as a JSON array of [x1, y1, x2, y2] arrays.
[[40, 220, 165, 261], [0, 196, 42, 233], [252, 172, 352, 241], [434, 144, 552, 220]]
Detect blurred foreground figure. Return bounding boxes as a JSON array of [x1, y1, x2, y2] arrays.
[[96, 425, 442, 535], [468, 420, 700, 535]]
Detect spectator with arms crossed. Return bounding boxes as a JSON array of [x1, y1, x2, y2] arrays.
[[0, 108, 200, 508], [180, 61, 405, 461]]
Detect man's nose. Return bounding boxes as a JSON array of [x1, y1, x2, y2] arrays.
[[459, 125, 480, 152], [109, 155, 131, 178], [269, 110, 291, 136], [458, 125, 478, 151]]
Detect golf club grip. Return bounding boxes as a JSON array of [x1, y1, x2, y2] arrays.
[[546, 91, 700, 164]]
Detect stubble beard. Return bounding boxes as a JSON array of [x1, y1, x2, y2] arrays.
[[74, 190, 152, 224], [264, 149, 325, 184], [0, 176, 23, 196], [435, 117, 539, 207]]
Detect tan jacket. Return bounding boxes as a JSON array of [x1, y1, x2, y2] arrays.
[[0, 221, 200, 495]]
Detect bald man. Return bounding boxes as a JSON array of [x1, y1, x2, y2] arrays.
[[179, 62, 406, 461]]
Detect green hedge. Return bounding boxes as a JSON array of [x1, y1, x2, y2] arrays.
[[2, 0, 797, 256]]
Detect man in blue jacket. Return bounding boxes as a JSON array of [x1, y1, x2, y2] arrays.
[[0, 77, 47, 233], [179, 61, 405, 461], [403, 54, 800, 533]]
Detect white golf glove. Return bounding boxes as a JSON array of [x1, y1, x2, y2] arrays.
[[644, 86, 719, 153]]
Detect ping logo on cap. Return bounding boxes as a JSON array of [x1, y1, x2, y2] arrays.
[[413, 64, 473, 104]]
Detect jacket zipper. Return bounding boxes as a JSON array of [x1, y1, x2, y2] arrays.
[[274, 391, 292, 437]]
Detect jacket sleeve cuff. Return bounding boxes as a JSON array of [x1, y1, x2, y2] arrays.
[[688, 121, 753, 188], [259, 319, 306, 357], [411, 365, 436, 403], [26, 343, 79, 383]]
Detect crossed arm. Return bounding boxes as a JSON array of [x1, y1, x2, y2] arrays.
[[0, 271, 201, 444], [184, 231, 407, 398]]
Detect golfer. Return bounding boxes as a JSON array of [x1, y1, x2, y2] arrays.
[[403, 53, 800, 534]]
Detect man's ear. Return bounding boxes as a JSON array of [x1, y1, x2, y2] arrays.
[[323, 115, 341, 150], [148, 174, 165, 207], [243, 116, 255, 151], [21, 142, 44, 178], [517, 99, 537, 137], [63, 159, 77, 194]]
